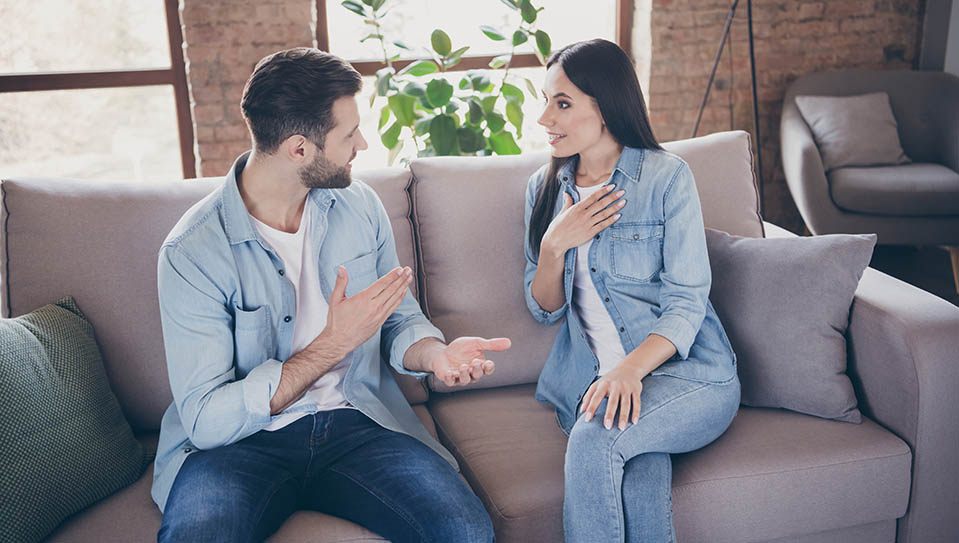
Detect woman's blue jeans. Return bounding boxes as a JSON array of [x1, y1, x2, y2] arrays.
[[564, 373, 740, 543], [158, 408, 493, 543]]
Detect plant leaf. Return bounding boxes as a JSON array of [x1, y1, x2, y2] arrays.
[[393, 40, 411, 50], [341, 1, 367, 17], [401, 60, 439, 76], [506, 100, 524, 138], [512, 30, 528, 46], [380, 122, 401, 149], [371, 0, 387, 10], [430, 114, 458, 156], [489, 54, 510, 69], [376, 69, 392, 97], [480, 25, 506, 41], [360, 33, 384, 43], [489, 131, 522, 155], [378, 105, 391, 130], [467, 98, 485, 124], [445, 101, 460, 114], [387, 139, 404, 166], [499, 0, 519, 9], [501, 82, 524, 105], [457, 126, 486, 153], [486, 111, 506, 133], [402, 81, 427, 97], [458, 77, 471, 90], [414, 116, 433, 137], [481, 95, 498, 114], [520, 0, 536, 23], [426, 79, 454, 108], [388, 94, 416, 126], [470, 74, 493, 93], [524, 77, 538, 99], [535, 30, 551, 59], [430, 29, 452, 56]]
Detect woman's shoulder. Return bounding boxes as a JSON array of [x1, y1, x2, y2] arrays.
[[637, 147, 690, 178]]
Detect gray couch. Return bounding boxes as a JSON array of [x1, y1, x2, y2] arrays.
[[3, 131, 957, 542]]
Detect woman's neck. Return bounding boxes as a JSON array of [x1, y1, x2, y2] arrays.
[[576, 137, 623, 187]]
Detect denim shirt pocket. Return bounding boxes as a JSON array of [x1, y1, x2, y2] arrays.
[[608, 222, 664, 283], [233, 304, 274, 374], [341, 251, 378, 297]]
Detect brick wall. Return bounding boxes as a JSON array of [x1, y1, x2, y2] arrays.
[[179, 0, 314, 177], [648, 0, 922, 232]]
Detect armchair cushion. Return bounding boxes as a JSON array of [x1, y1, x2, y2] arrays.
[[795, 92, 910, 172], [829, 163, 959, 216], [704, 228, 876, 422]]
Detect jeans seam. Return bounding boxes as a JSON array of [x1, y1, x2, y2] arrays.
[[249, 474, 298, 542], [327, 465, 428, 542]]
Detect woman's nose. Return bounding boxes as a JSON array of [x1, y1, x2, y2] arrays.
[[537, 108, 552, 127]]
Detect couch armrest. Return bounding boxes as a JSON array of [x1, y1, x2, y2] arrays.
[[847, 267, 959, 543]]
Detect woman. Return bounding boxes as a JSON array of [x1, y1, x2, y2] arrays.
[[523, 39, 740, 542]]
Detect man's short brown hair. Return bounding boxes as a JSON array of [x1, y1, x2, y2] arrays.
[[240, 48, 362, 153]]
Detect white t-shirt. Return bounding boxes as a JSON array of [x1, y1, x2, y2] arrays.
[[572, 183, 627, 375], [251, 201, 352, 431]]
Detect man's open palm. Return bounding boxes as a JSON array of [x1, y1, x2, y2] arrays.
[[432, 336, 511, 387]]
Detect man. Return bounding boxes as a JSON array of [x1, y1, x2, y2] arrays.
[[152, 47, 508, 543]]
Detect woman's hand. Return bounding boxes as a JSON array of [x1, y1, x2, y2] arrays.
[[540, 184, 625, 259], [581, 361, 645, 430]]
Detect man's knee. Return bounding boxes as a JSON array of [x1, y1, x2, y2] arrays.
[[421, 493, 494, 543]]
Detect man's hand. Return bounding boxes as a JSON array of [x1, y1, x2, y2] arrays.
[[430, 336, 512, 387], [317, 265, 413, 358]]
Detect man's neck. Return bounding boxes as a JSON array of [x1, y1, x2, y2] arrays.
[[239, 150, 311, 233]]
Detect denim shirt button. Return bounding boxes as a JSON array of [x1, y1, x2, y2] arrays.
[[604, 297, 610, 302], [184, 447, 192, 453], [619, 327, 625, 332], [565, 268, 571, 274], [284, 315, 292, 323], [633, 234, 639, 240], [594, 234, 600, 240], [278, 269, 285, 276], [594, 364, 599, 371], [590, 267, 596, 273]]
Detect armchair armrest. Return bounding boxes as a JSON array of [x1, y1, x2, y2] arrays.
[[847, 267, 959, 543], [779, 99, 832, 234]]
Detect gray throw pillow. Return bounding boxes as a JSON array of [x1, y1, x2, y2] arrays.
[[0, 297, 145, 543], [795, 92, 910, 172], [704, 229, 877, 423]]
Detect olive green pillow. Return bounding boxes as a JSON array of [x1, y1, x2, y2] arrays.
[[0, 297, 144, 543]]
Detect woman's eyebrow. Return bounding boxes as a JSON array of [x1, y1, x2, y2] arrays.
[[541, 91, 573, 100]]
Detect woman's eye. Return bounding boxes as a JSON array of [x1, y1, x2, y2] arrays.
[[558, 101, 570, 110]]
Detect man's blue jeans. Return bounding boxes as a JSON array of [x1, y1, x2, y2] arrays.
[[564, 373, 741, 543], [158, 408, 494, 543]]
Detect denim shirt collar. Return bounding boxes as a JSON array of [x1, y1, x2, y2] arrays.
[[221, 151, 337, 247], [556, 146, 646, 189]]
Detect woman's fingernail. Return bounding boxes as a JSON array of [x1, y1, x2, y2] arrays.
[[614, 214, 622, 219], [606, 184, 615, 191], [604, 420, 612, 429], [616, 190, 625, 196]]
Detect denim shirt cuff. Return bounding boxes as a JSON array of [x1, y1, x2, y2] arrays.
[[241, 358, 284, 421], [525, 294, 568, 326], [390, 323, 446, 378], [649, 314, 697, 359]]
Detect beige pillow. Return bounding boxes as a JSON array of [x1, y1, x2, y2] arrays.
[[795, 92, 910, 172]]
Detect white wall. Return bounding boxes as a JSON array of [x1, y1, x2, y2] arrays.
[[945, 0, 959, 75]]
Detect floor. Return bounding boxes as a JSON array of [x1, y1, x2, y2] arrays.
[[868, 245, 958, 307]]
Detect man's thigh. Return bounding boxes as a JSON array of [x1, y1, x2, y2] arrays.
[[159, 420, 311, 543], [304, 426, 493, 543]]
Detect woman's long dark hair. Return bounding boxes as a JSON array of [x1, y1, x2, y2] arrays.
[[528, 39, 663, 257]]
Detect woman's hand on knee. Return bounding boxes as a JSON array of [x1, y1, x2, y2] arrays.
[[580, 366, 644, 430]]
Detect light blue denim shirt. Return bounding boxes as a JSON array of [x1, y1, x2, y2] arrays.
[[523, 146, 737, 434], [151, 152, 453, 511]]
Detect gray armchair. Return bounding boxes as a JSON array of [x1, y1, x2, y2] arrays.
[[781, 70, 959, 291]]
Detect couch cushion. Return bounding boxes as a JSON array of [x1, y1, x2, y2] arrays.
[[0, 170, 422, 430], [46, 406, 440, 543], [829, 162, 959, 216], [411, 131, 764, 392], [427, 384, 911, 543], [1, 297, 146, 543]]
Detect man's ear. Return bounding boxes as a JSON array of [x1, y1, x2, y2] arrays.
[[280, 135, 311, 164]]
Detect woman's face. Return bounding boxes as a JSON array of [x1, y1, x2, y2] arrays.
[[537, 64, 606, 158]]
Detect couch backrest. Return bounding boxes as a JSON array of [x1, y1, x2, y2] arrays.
[[411, 130, 763, 392], [783, 70, 959, 169], [0, 168, 420, 431]]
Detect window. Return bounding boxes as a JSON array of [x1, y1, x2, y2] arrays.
[[317, 0, 633, 168], [0, 0, 195, 181]]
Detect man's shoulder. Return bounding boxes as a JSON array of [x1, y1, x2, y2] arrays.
[[161, 183, 228, 252]]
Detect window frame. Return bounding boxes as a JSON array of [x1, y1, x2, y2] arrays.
[[315, 0, 634, 75], [0, 0, 196, 178]]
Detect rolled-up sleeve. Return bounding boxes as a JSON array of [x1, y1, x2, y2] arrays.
[[158, 245, 282, 450], [366, 188, 445, 378], [523, 170, 569, 326], [649, 163, 710, 359]]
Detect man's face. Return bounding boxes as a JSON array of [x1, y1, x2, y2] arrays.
[[299, 95, 368, 189]]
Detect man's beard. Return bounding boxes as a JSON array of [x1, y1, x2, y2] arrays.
[[299, 152, 352, 189]]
